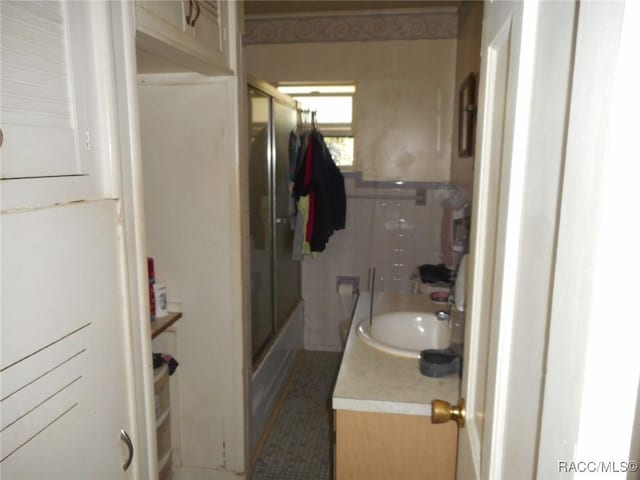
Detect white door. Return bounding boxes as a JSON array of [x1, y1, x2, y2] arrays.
[[1, 2, 145, 478], [441, 0, 638, 478], [450, 0, 588, 476], [455, 1, 543, 478], [1, 203, 136, 479]]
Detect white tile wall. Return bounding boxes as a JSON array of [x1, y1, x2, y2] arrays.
[[302, 177, 454, 351]]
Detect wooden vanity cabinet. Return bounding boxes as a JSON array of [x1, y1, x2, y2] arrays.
[[335, 409, 457, 480]]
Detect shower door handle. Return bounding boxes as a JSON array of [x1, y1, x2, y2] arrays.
[[275, 217, 289, 226]]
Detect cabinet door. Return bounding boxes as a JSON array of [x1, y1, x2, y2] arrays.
[[1, 202, 137, 479], [336, 410, 457, 480], [0, 1, 91, 179], [1, 1, 121, 210], [136, 0, 186, 39], [191, 1, 225, 61], [136, 0, 231, 75]]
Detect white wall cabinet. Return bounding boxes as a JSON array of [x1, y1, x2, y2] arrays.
[[0, 1, 121, 210], [1, 2, 155, 477], [136, 0, 231, 75], [0, 2, 88, 180]]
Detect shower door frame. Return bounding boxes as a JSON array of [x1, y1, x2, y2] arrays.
[[249, 78, 302, 366]]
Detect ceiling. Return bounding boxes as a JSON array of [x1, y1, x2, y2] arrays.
[[244, 1, 462, 16]]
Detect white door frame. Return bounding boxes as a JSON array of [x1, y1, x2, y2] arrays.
[[109, 3, 159, 478], [459, 0, 542, 477], [536, 0, 640, 476], [459, 0, 639, 477], [488, 1, 580, 477]]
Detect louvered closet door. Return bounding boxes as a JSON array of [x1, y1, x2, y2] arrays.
[[0, 1, 90, 179], [1, 2, 139, 478]]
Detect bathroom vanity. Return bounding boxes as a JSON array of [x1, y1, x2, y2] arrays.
[[332, 292, 460, 480]]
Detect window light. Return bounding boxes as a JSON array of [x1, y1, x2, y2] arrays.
[[277, 85, 356, 95], [277, 83, 356, 168]]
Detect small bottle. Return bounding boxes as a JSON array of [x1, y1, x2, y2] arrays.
[[148, 257, 156, 322], [149, 282, 156, 322], [154, 281, 168, 318]]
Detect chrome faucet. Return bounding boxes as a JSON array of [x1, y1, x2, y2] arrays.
[[435, 291, 458, 329], [436, 294, 465, 356], [435, 289, 454, 323], [436, 309, 451, 322]]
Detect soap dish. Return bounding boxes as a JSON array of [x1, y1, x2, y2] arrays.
[[419, 349, 461, 378]]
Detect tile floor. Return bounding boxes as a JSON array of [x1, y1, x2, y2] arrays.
[[252, 351, 342, 480]]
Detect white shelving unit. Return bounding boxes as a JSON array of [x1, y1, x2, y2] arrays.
[[154, 364, 172, 479]]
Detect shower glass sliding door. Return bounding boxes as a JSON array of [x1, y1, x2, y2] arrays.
[[248, 85, 301, 364], [249, 88, 273, 361], [272, 100, 301, 332]]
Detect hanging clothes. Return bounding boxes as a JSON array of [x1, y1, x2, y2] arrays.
[[291, 128, 346, 255], [288, 130, 302, 230]]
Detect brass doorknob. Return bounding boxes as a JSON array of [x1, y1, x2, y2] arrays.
[[431, 398, 466, 427]]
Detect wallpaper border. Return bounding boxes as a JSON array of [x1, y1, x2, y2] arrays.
[[245, 10, 459, 44]]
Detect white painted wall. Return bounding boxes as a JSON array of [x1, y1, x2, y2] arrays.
[[449, 1, 483, 192], [138, 76, 246, 477], [245, 39, 456, 183]]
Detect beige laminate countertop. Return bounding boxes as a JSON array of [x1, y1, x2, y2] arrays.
[[332, 292, 460, 416]]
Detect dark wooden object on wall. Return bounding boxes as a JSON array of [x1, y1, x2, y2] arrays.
[[458, 72, 477, 157]]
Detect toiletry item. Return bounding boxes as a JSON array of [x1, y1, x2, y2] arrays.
[[147, 257, 155, 283], [430, 291, 449, 304], [454, 255, 468, 312], [149, 282, 156, 321], [154, 281, 168, 318], [148, 257, 156, 321]]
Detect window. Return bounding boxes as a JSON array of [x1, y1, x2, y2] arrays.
[[278, 84, 356, 168]]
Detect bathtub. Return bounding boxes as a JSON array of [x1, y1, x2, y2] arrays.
[[250, 301, 304, 454]]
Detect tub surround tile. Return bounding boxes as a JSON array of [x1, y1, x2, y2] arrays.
[[302, 183, 454, 351], [333, 292, 460, 416]]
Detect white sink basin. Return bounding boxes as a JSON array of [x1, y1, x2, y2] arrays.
[[356, 311, 450, 358]]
